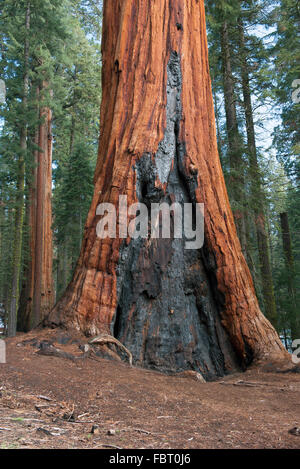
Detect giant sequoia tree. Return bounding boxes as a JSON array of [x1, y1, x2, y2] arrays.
[[47, 0, 287, 378], [18, 85, 54, 332]]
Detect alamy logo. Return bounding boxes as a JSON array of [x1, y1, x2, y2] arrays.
[[292, 79, 300, 104], [292, 339, 300, 365], [0, 339, 6, 364], [96, 196, 204, 250]]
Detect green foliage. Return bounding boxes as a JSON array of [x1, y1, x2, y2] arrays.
[[51, 1, 101, 296], [53, 142, 95, 296], [269, 0, 300, 338], [272, 0, 300, 179], [0, 0, 101, 326], [206, 0, 300, 338]]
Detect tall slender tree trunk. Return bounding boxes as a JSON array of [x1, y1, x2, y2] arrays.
[[18, 115, 38, 331], [0, 196, 5, 303], [17, 174, 33, 332], [1, 205, 14, 331], [0, 196, 13, 333], [42, 100, 54, 315], [69, 114, 76, 159], [220, 19, 247, 260], [212, 88, 224, 165], [69, 68, 77, 158], [238, 18, 278, 329], [7, 3, 30, 337], [56, 244, 65, 301], [55, 99, 76, 299], [32, 91, 46, 327], [47, 0, 287, 377], [32, 84, 54, 327], [18, 84, 54, 330], [280, 212, 299, 339]]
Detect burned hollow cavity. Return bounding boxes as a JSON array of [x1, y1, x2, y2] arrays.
[[113, 51, 241, 380]]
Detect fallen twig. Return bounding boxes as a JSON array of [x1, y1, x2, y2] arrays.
[[99, 444, 123, 449], [133, 428, 151, 435], [36, 395, 52, 401], [219, 380, 286, 389]]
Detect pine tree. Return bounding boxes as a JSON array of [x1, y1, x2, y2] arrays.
[[237, 3, 278, 327], [270, 0, 300, 338], [53, 142, 94, 298], [206, 1, 249, 259], [52, 2, 101, 298], [0, 0, 98, 333]]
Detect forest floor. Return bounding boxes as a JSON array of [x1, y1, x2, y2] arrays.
[[0, 329, 300, 450]]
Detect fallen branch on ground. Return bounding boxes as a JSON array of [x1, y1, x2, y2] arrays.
[[219, 380, 286, 389]]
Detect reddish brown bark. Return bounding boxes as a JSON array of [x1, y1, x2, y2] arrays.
[[38, 100, 54, 321], [19, 85, 54, 330], [47, 0, 287, 376]]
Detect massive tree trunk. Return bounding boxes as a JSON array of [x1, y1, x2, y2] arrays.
[[47, 0, 287, 378]]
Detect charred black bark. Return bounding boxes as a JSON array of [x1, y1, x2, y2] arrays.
[[113, 53, 241, 380]]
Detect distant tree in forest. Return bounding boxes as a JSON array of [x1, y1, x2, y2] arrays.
[[53, 142, 95, 298], [270, 0, 300, 340], [206, 0, 279, 328], [0, 0, 101, 334]]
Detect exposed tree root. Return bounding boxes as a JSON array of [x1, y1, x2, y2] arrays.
[[88, 334, 133, 367], [36, 341, 91, 362], [34, 333, 133, 368]]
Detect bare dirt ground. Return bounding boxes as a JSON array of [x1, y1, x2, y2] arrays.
[[0, 329, 300, 449]]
